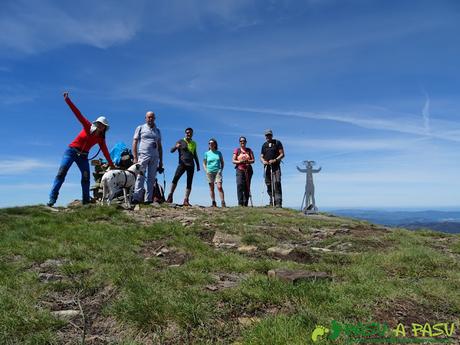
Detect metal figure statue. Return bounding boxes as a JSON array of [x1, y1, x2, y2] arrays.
[[297, 160, 321, 214]]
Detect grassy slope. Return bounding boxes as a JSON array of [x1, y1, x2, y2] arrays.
[[0, 205, 459, 344]]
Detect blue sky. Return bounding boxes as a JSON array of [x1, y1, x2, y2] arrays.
[[1, 0, 459, 208]]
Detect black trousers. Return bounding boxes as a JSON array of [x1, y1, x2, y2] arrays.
[[172, 163, 194, 189], [236, 167, 253, 206], [264, 165, 282, 206]]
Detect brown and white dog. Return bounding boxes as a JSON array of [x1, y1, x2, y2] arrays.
[[101, 163, 143, 208]]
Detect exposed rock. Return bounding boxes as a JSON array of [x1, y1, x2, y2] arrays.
[[133, 204, 140, 211], [40, 259, 65, 269], [212, 231, 242, 248], [267, 269, 331, 283], [336, 242, 353, 251], [52, 310, 80, 320], [238, 317, 261, 327], [38, 273, 65, 282], [67, 200, 82, 208], [310, 247, 333, 253], [237, 245, 258, 253], [267, 246, 293, 256], [206, 273, 243, 291]]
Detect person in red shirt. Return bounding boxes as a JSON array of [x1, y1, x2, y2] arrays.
[[47, 92, 115, 206]]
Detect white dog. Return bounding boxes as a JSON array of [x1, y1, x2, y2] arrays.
[[101, 163, 143, 208]]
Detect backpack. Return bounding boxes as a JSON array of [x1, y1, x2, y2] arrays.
[[234, 147, 253, 169], [153, 178, 165, 203]]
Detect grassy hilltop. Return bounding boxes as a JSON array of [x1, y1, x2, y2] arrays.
[[0, 205, 459, 344]]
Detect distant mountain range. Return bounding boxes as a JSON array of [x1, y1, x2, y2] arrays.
[[327, 209, 460, 234]]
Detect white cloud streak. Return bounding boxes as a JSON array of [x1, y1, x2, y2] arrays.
[[422, 91, 431, 134], [0, 159, 54, 175], [0, 0, 143, 55]]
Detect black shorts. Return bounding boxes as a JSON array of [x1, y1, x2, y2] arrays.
[[172, 163, 195, 189]]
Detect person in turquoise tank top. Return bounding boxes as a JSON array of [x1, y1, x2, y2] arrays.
[[203, 138, 226, 207]]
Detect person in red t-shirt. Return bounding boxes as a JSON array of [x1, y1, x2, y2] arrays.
[[47, 92, 115, 206]]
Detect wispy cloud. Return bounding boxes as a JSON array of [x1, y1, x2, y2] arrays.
[[0, 159, 54, 175], [0, 0, 143, 55], [114, 89, 460, 143], [282, 137, 427, 152], [422, 90, 431, 134]]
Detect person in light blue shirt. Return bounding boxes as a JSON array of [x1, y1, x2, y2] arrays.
[[203, 138, 226, 207]]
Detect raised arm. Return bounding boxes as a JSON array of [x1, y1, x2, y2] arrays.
[[312, 167, 322, 173], [63, 92, 91, 130], [297, 166, 307, 173], [171, 141, 180, 153]]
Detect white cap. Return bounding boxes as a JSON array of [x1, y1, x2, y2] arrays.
[[93, 116, 109, 131]]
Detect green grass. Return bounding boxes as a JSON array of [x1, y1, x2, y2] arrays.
[[0, 205, 458, 344]]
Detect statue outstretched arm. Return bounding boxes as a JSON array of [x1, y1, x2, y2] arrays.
[[297, 166, 307, 172], [312, 167, 322, 173]]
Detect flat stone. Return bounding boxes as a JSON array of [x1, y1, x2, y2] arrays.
[[237, 245, 258, 253], [267, 246, 293, 256], [51, 310, 80, 319], [238, 317, 261, 327], [38, 273, 65, 282], [267, 269, 331, 283], [40, 259, 64, 268], [133, 204, 140, 211], [310, 247, 333, 253], [212, 231, 242, 248]]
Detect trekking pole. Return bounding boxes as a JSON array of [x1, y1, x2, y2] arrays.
[[244, 168, 253, 207], [270, 164, 275, 208]]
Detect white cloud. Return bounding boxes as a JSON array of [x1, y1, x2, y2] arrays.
[[0, 159, 54, 175], [0, 0, 143, 55], [279, 137, 427, 152]]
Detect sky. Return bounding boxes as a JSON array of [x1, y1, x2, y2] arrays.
[[0, 0, 459, 209]]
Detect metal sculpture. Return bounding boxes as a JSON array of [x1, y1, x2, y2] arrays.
[[297, 160, 321, 214]]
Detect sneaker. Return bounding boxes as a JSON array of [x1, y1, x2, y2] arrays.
[[221, 201, 226, 208], [166, 194, 173, 203], [183, 199, 191, 207], [211, 201, 217, 207]]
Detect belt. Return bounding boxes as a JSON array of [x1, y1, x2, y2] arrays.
[[70, 147, 89, 155]]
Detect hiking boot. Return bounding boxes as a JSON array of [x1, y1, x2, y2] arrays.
[[221, 201, 226, 208], [183, 199, 191, 207], [211, 201, 217, 207], [166, 194, 173, 203]]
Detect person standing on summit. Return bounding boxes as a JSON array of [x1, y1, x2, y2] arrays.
[[166, 127, 200, 206], [47, 92, 115, 207], [260, 129, 285, 207], [132, 111, 163, 204]]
